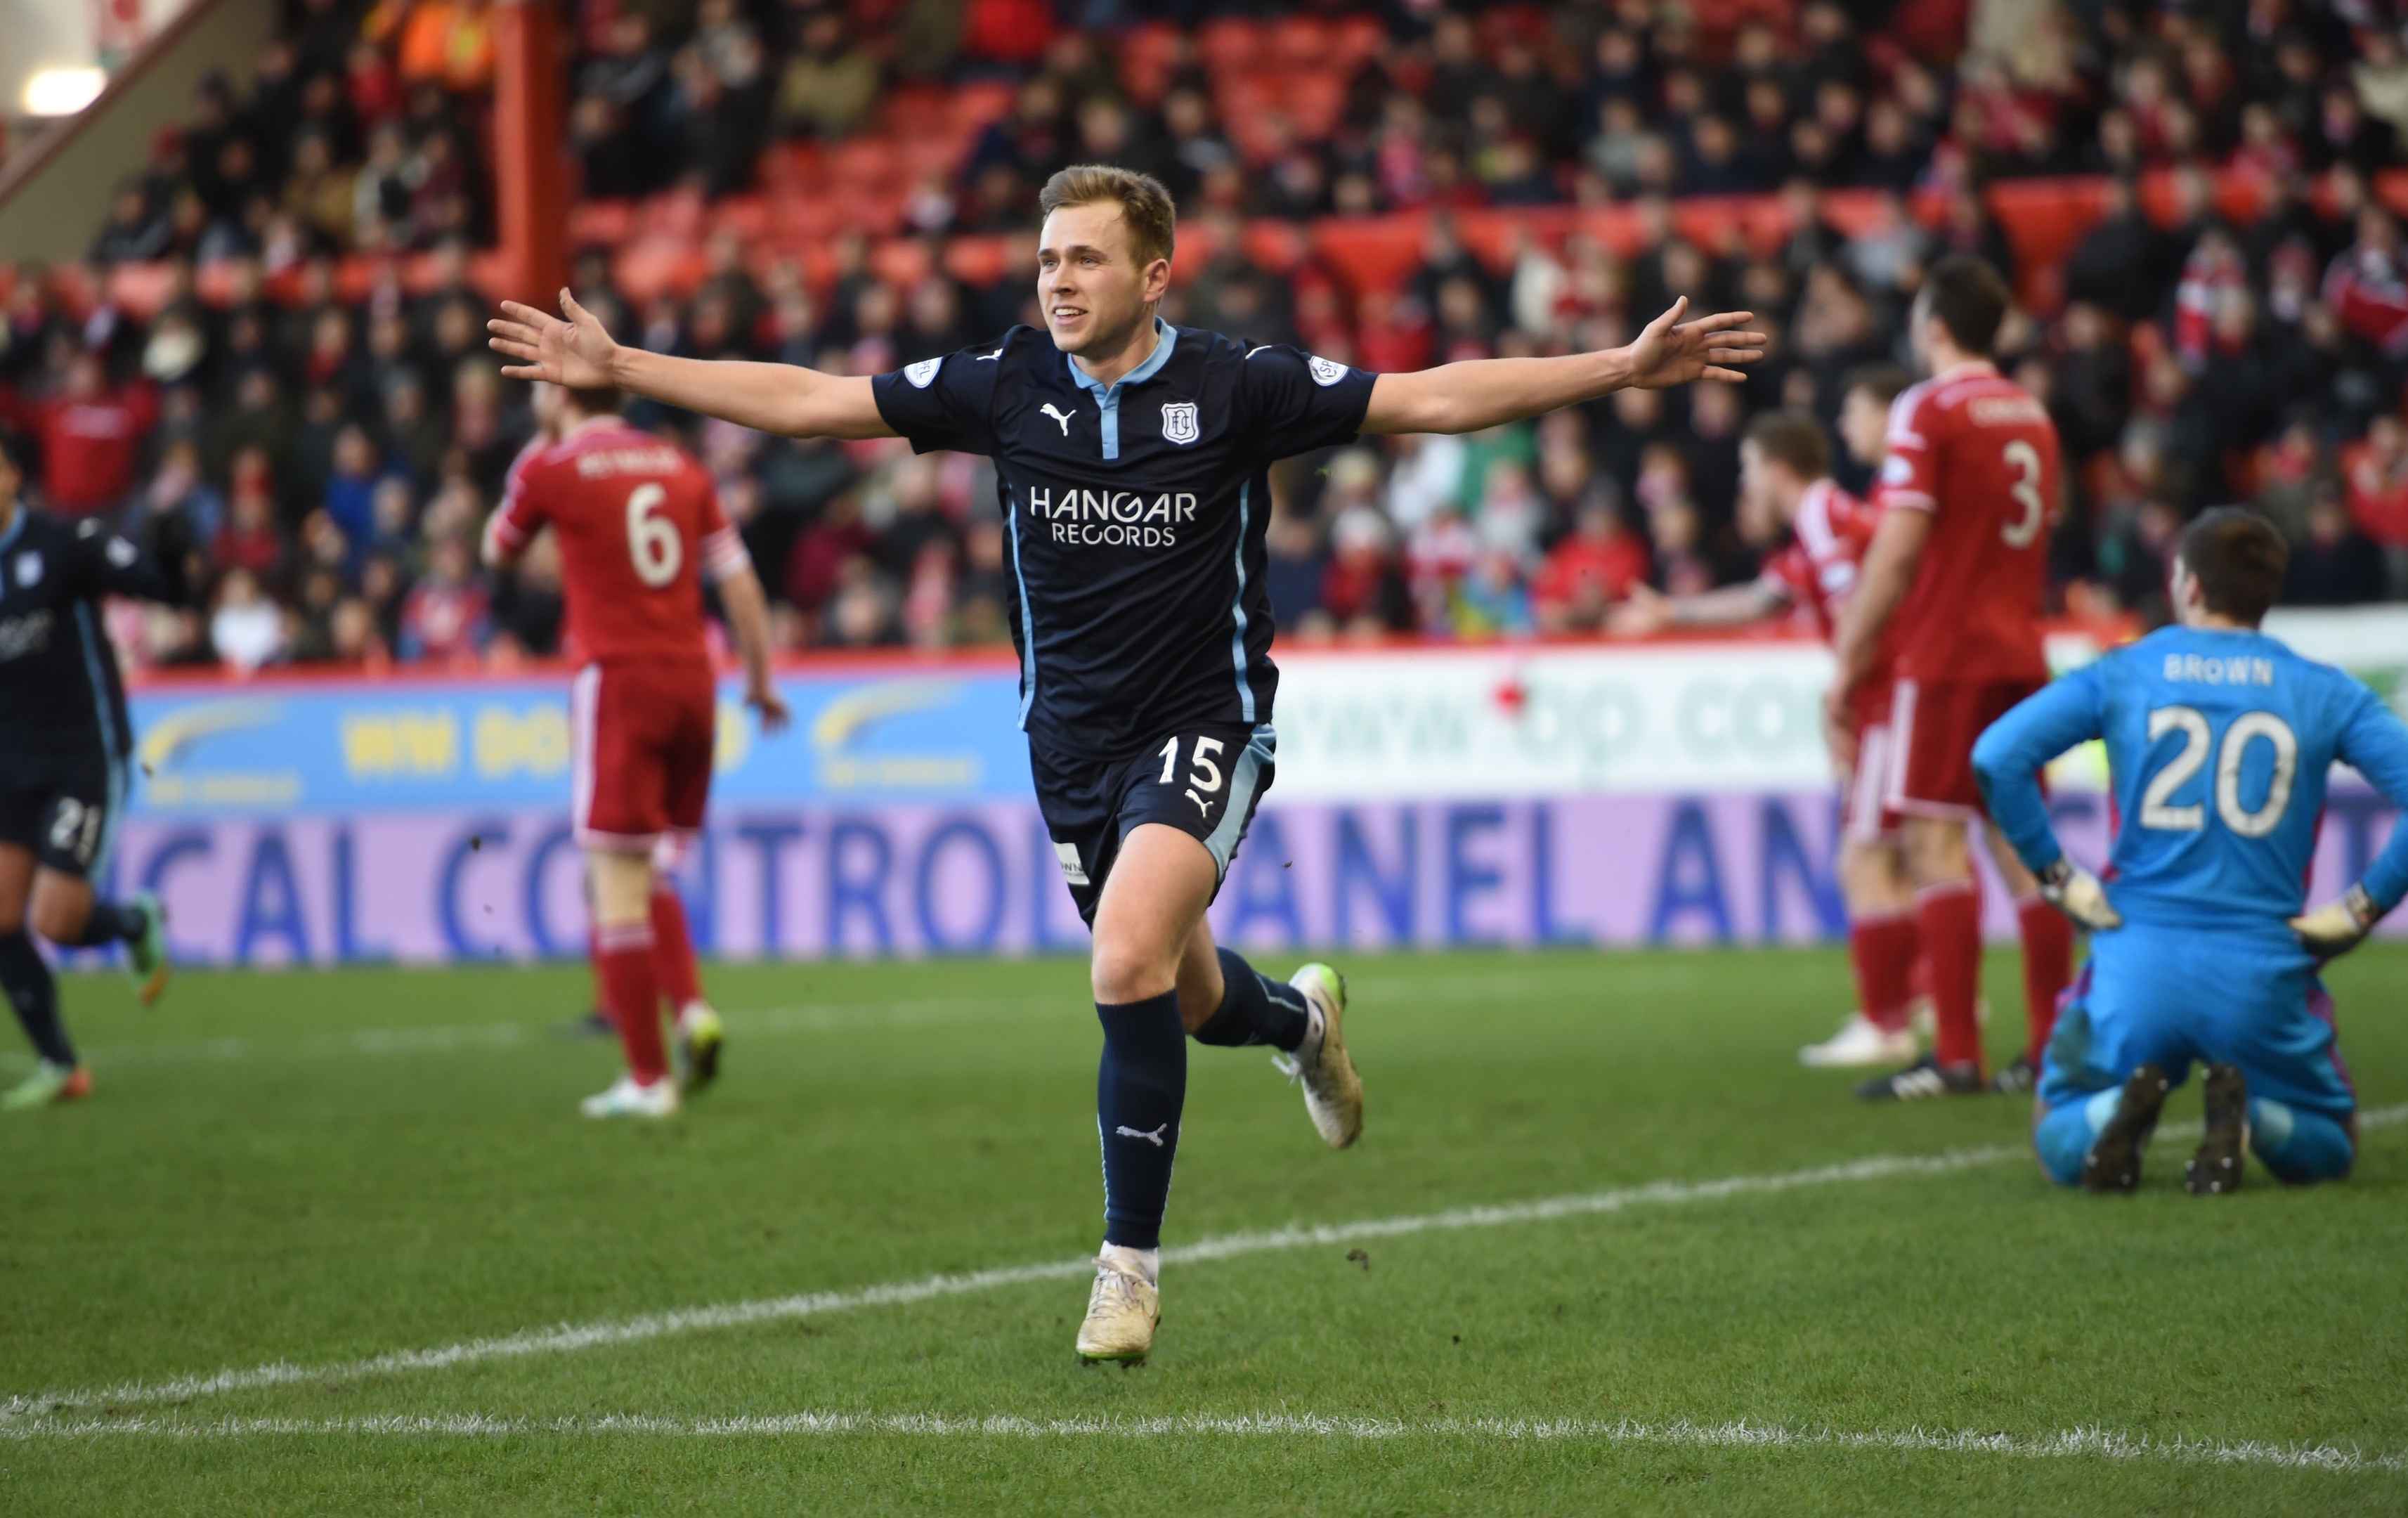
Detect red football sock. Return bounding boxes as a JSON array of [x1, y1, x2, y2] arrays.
[[649, 883, 703, 1011], [595, 922, 669, 1086], [1849, 912, 1920, 1033], [2015, 893, 2073, 1063], [1916, 883, 1984, 1071]]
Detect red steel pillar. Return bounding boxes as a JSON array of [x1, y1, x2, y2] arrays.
[[493, 0, 571, 304]]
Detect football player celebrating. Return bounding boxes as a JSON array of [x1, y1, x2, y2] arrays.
[[483, 385, 787, 1117], [1613, 397, 1923, 1068], [1830, 255, 2073, 1100], [0, 430, 178, 1109], [490, 164, 1763, 1361], [1976, 509, 2408, 1192]]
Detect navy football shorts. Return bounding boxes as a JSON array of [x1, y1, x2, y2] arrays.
[[1029, 722, 1275, 928], [0, 742, 122, 881]]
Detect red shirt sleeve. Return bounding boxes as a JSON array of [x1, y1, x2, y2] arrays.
[[486, 443, 549, 557], [1757, 542, 1812, 604], [1872, 386, 1939, 514]]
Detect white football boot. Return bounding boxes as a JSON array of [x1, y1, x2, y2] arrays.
[[1275, 963, 1362, 1148], [1075, 1245, 1160, 1363], [1798, 1012, 1920, 1068], [580, 1074, 681, 1119]]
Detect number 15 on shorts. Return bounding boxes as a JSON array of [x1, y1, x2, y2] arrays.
[[1157, 735, 1225, 822]]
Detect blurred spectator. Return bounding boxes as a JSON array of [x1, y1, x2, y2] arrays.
[[2286, 484, 2387, 606], [1535, 495, 1650, 632], [209, 566, 286, 671], [0, 353, 159, 517], [396, 533, 490, 662]]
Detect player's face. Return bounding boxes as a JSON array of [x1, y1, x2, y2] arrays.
[[530, 380, 564, 439], [2169, 557, 2207, 626], [1036, 203, 1169, 358], [1737, 439, 1772, 518], [0, 448, 18, 511], [1838, 388, 1887, 467], [1737, 440, 1800, 524]]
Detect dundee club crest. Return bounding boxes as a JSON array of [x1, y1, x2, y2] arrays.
[[1161, 401, 1200, 445]]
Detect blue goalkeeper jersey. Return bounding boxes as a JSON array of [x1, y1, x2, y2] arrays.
[[1973, 625, 2408, 926]]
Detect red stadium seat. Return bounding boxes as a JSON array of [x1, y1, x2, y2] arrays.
[[1114, 22, 1186, 106], [1270, 15, 1332, 67], [1197, 16, 1265, 77], [568, 200, 634, 248], [710, 196, 770, 243]]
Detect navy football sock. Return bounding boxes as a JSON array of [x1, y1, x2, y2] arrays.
[[60, 898, 145, 949], [0, 933, 74, 1067], [1192, 948, 1310, 1052], [1096, 990, 1187, 1250]]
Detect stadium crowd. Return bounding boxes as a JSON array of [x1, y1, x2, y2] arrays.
[[4, 0, 2408, 672]]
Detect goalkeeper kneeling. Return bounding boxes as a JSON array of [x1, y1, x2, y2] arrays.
[[1969, 510, 2407, 1194]]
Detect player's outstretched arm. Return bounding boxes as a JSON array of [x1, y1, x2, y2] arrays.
[[1608, 580, 1785, 636], [1360, 297, 1764, 436], [1971, 668, 2119, 930], [488, 291, 896, 441]]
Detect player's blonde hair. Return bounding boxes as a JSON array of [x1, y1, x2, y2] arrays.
[[1038, 165, 1177, 269]]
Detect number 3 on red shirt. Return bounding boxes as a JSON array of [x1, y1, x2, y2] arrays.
[[625, 482, 683, 588], [2000, 440, 2045, 548]]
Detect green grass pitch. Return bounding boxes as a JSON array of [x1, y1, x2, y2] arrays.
[[4, 945, 2406, 1514]]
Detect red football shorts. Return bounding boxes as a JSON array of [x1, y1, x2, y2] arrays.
[[571, 658, 716, 851], [1885, 675, 2045, 821], [1843, 716, 1897, 841], [1836, 676, 1896, 842]]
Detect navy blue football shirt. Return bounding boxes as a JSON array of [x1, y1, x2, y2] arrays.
[[871, 319, 1376, 759]]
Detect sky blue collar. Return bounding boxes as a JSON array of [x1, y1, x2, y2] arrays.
[[1065, 320, 1176, 462], [1067, 317, 1176, 397]]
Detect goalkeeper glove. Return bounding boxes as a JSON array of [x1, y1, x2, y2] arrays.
[[2038, 857, 2121, 931], [2290, 883, 2381, 960]]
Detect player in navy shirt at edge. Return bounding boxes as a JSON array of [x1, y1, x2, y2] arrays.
[[491, 165, 1766, 1363]]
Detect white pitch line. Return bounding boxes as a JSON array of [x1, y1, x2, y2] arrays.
[[2, 1410, 2400, 1474], [12, 1103, 2401, 1422]]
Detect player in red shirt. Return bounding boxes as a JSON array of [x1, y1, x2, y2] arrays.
[[1830, 254, 2074, 1101], [507, 386, 722, 1065], [483, 384, 788, 1118], [1615, 391, 1926, 1069]]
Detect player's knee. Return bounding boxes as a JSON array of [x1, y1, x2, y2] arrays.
[[2031, 1103, 2090, 1187], [1902, 819, 1971, 884], [586, 850, 655, 928], [27, 888, 89, 945], [1090, 935, 1175, 1006]]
